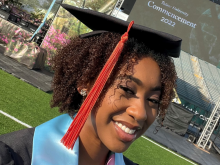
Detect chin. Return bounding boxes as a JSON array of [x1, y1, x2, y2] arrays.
[[106, 142, 132, 153], [113, 148, 129, 153]]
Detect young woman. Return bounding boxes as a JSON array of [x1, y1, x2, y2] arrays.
[[0, 4, 181, 165]]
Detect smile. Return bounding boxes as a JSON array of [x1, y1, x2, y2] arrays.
[[115, 122, 136, 134], [114, 121, 138, 142]]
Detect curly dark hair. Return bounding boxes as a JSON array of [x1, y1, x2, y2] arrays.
[[51, 32, 177, 117]]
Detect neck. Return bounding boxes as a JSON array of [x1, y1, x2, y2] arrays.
[[78, 116, 109, 165]]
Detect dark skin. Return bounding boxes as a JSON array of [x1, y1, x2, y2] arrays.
[[78, 57, 161, 165]]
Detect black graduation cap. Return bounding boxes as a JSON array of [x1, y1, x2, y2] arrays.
[[61, 4, 182, 57]]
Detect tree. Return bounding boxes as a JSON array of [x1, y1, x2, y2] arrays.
[[30, 9, 44, 20]]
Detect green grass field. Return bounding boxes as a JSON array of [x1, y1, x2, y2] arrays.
[[0, 69, 196, 165], [124, 137, 195, 165], [0, 69, 60, 134]]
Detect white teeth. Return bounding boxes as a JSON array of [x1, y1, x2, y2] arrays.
[[115, 122, 136, 135], [129, 130, 135, 134], [125, 128, 130, 133], [121, 125, 126, 131]]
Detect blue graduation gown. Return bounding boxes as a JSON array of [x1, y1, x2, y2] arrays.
[[0, 114, 137, 165]]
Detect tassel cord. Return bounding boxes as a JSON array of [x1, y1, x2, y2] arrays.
[[61, 45, 122, 148]]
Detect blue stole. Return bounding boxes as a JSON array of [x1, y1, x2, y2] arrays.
[[31, 114, 125, 165]]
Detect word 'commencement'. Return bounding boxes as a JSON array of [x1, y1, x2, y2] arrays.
[[148, 1, 196, 28]]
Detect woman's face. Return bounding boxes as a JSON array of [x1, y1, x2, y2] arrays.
[[88, 57, 161, 152]]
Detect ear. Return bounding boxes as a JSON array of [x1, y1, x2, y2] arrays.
[[77, 80, 95, 95], [77, 87, 88, 96]]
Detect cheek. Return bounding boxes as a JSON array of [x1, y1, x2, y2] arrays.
[[140, 110, 158, 135], [94, 109, 124, 152], [94, 89, 127, 129], [91, 90, 134, 152], [148, 109, 158, 124], [93, 91, 117, 134]]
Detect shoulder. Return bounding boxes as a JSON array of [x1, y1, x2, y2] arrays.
[[0, 141, 15, 165], [0, 128, 35, 165], [123, 155, 139, 165]]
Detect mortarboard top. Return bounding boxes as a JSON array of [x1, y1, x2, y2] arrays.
[[61, 4, 182, 58]]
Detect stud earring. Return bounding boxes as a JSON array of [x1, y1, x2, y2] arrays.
[[80, 89, 87, 97]]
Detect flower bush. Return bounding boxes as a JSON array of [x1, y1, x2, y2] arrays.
[[0, 35, 9, 44], [0, 17, 38, 69], [41, 25, 71, 70], [5, 36, 40, 68]]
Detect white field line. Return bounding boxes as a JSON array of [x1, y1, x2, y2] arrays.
[[141, 136, 197, 165], [0, 110, 32, 128]]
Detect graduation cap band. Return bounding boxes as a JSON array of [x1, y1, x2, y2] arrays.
[[61, 21, 134, 149]]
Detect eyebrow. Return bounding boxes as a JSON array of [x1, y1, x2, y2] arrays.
[[126, 75, 143, 86], [126, 75, 161, 92], [151, 86, 161, 92]]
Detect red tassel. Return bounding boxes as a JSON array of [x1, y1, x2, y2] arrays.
[[61, 21, 134, 149]]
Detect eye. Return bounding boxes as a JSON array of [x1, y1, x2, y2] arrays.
[[148, 98, 160, 105], [119, 85, 135, 95]]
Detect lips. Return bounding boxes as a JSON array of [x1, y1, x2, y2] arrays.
[[114, 121, 138, 142]]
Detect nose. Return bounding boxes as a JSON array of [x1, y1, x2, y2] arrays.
[[126, 99, 147, 122]]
